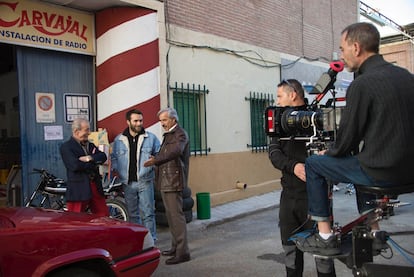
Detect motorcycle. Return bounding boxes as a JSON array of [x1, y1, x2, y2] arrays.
[[25, 168, 129, 221]]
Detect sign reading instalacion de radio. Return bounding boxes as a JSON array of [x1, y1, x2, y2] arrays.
[[0, 0, 95, 55]]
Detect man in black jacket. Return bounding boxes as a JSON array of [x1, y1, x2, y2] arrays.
[[60, 118, 108, 216], [296, 22, 414, 256], [269, 79, 335, 277]]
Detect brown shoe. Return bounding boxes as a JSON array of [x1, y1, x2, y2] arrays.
[[161, 249, 176, 256], [165, 254, 191, 265]]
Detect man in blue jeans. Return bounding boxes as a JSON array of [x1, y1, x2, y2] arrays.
[[296, 22, 414, 256], [111, 109, 160, 241]]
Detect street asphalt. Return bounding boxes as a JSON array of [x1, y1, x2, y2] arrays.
[[185, 183, 414, 232], [186, 189, 280, 232], [155, 183, 414, 276]]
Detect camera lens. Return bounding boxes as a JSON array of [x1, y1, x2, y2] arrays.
[[281, 109, 323, 136]]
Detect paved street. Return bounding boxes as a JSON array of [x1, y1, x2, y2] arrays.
[[152, 184, 414, 276]]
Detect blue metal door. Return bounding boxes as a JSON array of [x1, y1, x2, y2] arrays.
[[16, 46, 94, 204]]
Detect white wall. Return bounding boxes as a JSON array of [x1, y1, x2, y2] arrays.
[[168, 25, 280, 153]]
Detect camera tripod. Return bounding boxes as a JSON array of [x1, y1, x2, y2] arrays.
[[293, 183, 414, 277]]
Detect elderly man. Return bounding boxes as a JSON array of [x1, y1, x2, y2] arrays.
[[144, 107, 190, 265], [60, 118, 108, 216]]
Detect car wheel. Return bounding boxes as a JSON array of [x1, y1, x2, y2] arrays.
[[49, 268, 101, 277], [106, 198, 129, 221]]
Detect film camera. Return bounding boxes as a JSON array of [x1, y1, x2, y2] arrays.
[[265, 106, 339, 139], [265, 61, 345, 153]]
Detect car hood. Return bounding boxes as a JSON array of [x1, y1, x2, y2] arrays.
[[0, 207, 132, 229], [0, 207, 153, 260], [0, 208, 159, 277]]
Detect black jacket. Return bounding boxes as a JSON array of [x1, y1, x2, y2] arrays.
[[268, 105, 308, 198], [60, 137, 107, 201], [327, 54, 414, 184]]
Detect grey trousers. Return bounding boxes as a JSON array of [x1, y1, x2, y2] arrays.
[[161, 191, 190, 256]]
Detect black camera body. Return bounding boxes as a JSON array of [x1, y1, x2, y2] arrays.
[[265, 105, 339, 141], [266, 61, 345, 152]]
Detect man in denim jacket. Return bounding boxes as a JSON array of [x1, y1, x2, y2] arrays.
[[111, 109, 160, 240]]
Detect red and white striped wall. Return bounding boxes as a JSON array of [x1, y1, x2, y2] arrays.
[[95, 7, 160, 142]]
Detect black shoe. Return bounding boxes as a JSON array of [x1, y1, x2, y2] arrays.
[[296, 233, 341, 256], [165, 254, 191, 265], [161, 249, 176, 256]]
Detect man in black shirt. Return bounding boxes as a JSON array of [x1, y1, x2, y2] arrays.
[[296, 22, 414, 256], [269, 79, 335, 276]]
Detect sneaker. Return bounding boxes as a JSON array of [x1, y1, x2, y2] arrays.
[[295, 233, 341, 256]]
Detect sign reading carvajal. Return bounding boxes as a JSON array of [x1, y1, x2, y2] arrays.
[[0, 0, 95, 55]]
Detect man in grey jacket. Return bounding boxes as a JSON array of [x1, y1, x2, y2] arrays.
[[111, 109, 160, 241], [144, 107, 191, 265]]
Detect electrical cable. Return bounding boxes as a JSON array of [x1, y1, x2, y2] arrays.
[[388, 238, 414, 265]]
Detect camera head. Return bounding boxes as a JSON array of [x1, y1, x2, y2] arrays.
[[265, 106, 338, 140], [266, 61, 345, 142]]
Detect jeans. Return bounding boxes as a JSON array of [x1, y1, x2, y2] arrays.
[[305, 155, 392, 221], [280, 193, 335, 275], [124, 180, 156, 240]]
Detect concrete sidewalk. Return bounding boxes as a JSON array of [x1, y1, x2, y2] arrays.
[[186, 183, 414, 232], [187, 190, 281, 231]]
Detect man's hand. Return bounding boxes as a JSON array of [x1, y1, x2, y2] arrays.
[[79, 155, 92, 162], [294, 163, 306, 182], [318, 149, 327, 155], [143, 156, 155, 167]]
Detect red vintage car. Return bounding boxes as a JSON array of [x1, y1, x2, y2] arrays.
[[0, 207, 160, 277]]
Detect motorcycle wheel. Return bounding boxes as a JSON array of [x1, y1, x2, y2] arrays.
[[106, 198, 129, 221]]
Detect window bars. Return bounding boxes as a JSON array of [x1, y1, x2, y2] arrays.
[[172, 82, 210, 156], [246, 91, 274, 152]]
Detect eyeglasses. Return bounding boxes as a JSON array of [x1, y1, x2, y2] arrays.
[[278, 79, 296, 92]]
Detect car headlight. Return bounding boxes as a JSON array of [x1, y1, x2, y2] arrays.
[[142, 231, 154, 250]]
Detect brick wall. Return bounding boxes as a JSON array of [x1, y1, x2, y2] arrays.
[[380, 41, 414, 73], [165, 0, 358, 61]]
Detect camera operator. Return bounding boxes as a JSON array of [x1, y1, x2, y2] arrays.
[[296, 22, 414, 256], [268, 79, 336, 277]]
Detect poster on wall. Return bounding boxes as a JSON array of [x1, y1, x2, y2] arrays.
[[35, 92, 55, 123], [64, 94, 90, 122]]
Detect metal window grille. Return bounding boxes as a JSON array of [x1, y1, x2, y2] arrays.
[[172, 82, 210, 156], [246, 91, 274, 152]]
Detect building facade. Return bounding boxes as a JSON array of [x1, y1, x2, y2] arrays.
[[380, 23, 414, 73], [0, 0, 358, 207]]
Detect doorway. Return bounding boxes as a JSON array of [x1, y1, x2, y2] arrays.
[[0, 42, 94, 205], [0, 43, 21, 190]]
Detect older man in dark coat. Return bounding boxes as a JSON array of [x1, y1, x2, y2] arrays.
[[144, 107, 190, 265], [60, 118, 108, 216]]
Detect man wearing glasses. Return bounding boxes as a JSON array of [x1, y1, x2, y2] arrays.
[[268, 79, 336, 277]]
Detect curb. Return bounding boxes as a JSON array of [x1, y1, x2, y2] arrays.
[[188, 204, 278, 231], [187, 190, 281, 231]]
